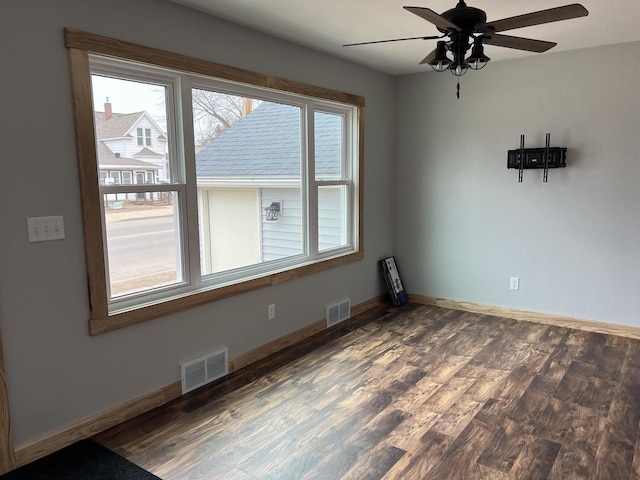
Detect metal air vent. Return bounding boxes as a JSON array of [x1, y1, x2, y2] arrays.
[[326, 298, 351, 327], [180, 347, 228, 394]]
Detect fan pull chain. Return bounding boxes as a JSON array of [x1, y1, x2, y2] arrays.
[[456, 77, 460, 99]]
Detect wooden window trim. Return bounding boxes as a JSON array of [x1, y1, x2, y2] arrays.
[[65, 29, 365, 336], [65, 29, 365, 107]]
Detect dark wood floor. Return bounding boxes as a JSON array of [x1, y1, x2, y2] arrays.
[[95, 303, 640, 479]]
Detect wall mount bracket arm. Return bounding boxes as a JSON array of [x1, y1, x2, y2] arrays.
[[508, 133, 566, 183]]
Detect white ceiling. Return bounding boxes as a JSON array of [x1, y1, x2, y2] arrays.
[[170, 0, 640, 75]]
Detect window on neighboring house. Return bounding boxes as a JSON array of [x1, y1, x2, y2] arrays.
[[99, 171, 107, 185], [137, 127, 152, 146], [67, 30, 363, 334], [108, 171, 121, 185]]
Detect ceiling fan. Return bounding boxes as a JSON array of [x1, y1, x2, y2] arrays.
[[345, 1, 588, 96]]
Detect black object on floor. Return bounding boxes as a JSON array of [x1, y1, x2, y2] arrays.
[[0, 440, 161, 479]]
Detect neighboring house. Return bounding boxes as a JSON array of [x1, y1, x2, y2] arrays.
[[94, 99, 166, 196], [196, 101, 346, 274]]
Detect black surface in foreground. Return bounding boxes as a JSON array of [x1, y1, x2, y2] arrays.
[[0, 440, 161, 480]]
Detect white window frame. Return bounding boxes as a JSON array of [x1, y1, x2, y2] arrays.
[[137, 128, 152, 146], [134, 171, 146, 184], [66, 29, 364, 335], [108, 171, 122, 185], [314, 107, 355, 253], [92, 57, 191, 312]]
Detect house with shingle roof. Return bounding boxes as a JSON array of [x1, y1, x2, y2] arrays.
[[196, 101, 341, 180], [195, 101, 345, 274], [94, 99, 167, 187]]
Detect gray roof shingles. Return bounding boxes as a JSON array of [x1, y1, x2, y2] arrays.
[[196, 102, 341, 177], [94, 111, 143, 139], [134, 147, 164, 158], [97, 142, 159, 169]]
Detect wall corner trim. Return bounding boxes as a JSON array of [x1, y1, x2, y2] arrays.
[[0, 330, 16, 474]]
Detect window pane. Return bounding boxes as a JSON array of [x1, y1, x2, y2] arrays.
[[315, 111, 344, 180], [104, 192, 183, 298], [108, 171, 121, 184], [193, 91, 303, 276], [318, 185, 348, 252], [91, 75, 169, 183]]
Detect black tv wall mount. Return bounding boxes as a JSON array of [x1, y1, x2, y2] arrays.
[[508, 133, 566, 183]]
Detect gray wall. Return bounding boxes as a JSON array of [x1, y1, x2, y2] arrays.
[[395, 41, 640, 327], [0, 0, 396, 446]]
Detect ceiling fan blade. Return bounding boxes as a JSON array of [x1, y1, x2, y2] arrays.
[[404, 6, 461, 32], [477, 4, 588, 33], [343, 35, 442, 47], [419, 48, 438, 65], [483, 34, 557, 53]]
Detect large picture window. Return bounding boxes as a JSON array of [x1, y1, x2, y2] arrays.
[[66, 30, 364, 334]]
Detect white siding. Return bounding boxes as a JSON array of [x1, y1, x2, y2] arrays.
[[261, 187, 343, 260], [261, 188, 303, 261], [102, 138, 130, 158], [318, 186, 346, 251]]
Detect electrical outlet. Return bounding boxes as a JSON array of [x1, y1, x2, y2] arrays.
[[510, 277, 520, 291], [268, 304, 275, 320]]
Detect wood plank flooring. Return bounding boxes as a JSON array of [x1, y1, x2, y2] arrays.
[[94, 304, 640, 479]]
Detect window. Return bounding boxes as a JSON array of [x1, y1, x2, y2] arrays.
[[66, 29, 364, 334], [107, 171, 121, 185], [315, 111, 350, 252], [137, 128, 152, 146]]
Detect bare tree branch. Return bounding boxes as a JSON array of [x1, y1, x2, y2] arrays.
[[192, 90, 246, 147]]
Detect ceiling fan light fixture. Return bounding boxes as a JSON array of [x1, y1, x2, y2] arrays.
[[345, 2, 589, 97], [449, 55, 468, 76], [467, 37, 490, 70], [450, 64, 468, 76], [429, 41, 452, 72]]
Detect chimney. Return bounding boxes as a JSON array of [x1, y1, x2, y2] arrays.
[[242, 97, 253, 117], [104, 97, 112, 120]]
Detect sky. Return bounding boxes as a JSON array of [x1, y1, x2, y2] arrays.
[[91, 74, 167, 128]]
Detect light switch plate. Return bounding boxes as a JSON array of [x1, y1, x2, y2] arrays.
[[27, 216, 65, 243]]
